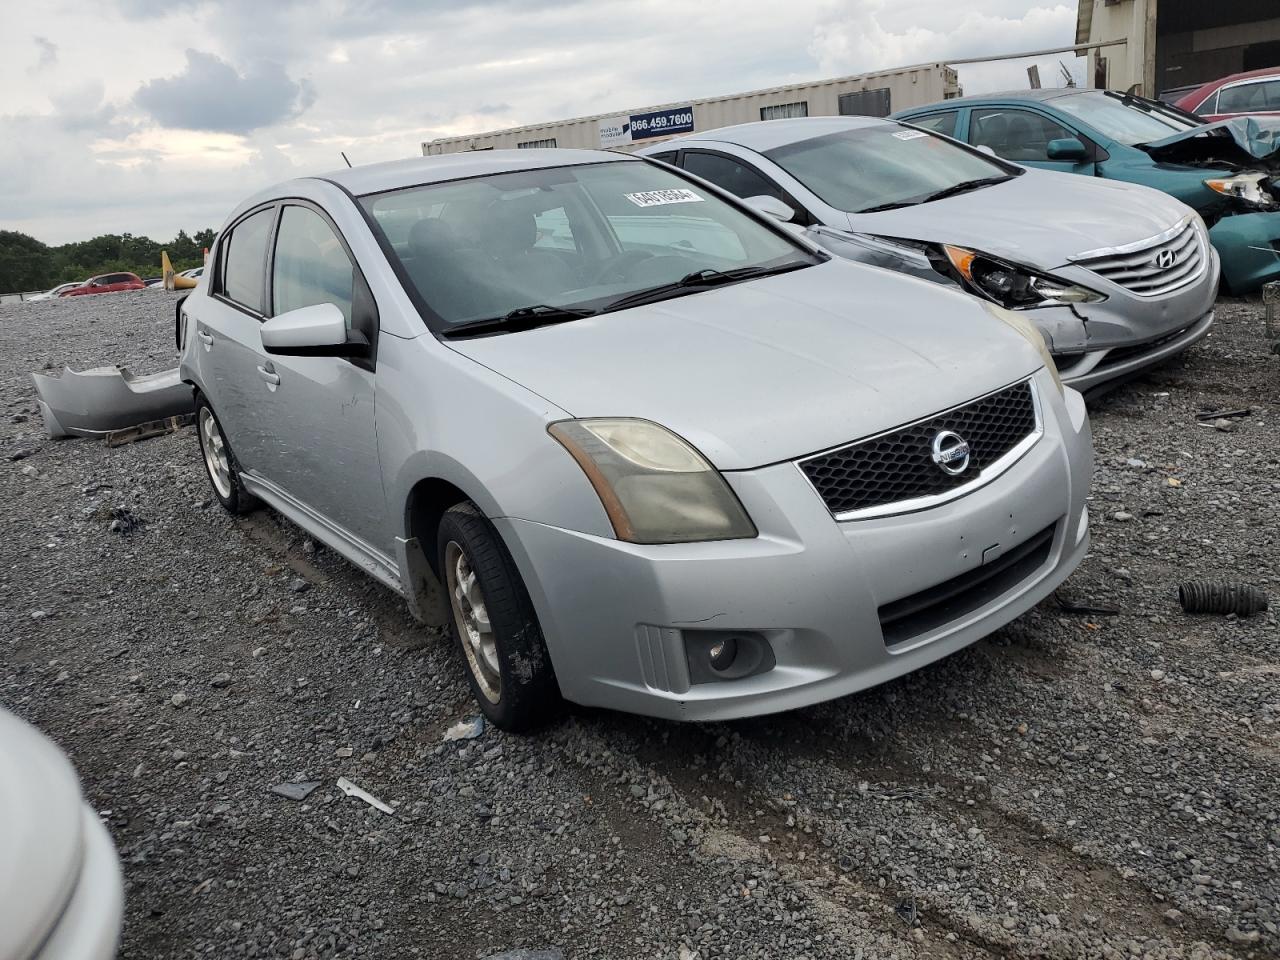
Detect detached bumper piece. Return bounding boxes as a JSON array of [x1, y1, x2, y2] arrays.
[[31, 366, 194, 440]]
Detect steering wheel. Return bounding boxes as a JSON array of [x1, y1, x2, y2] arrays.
[[591, 250, 656, 285]]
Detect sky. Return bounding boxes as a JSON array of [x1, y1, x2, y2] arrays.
[[0, 0, 1084, 244]]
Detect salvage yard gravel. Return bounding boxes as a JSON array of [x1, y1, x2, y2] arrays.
[[2, 289, 1278, 959]]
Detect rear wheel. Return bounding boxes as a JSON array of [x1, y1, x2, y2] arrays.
[[437, 501, 561, 731], [196, 396, 259, 514]]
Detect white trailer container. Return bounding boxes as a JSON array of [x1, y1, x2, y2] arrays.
[[423, 65, 961, 156]]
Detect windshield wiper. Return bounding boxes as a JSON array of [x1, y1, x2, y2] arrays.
[[601, 261, 810, 313], [915, 176, 1014, 204], [856, 200, 920, 214], [441, 303, 595, 339]]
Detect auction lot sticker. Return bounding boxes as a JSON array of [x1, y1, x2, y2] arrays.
[[624, 189, 705, 207]]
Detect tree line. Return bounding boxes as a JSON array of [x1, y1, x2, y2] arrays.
[[0, 228, 217, 294]]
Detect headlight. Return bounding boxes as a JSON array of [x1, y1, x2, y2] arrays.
[[1203, 173, 1276, 209], [549, 419, 757, 544], [942, 245, 1105, 309], [987, 304, 1064, 395]]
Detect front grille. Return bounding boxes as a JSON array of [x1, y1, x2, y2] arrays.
[[799, 380, 1038, 518], [1074, 219, 1205, 297], [878, 523, 1057, 648]]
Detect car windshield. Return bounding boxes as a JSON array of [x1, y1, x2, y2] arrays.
[[762, 125, 1014, 214], [359, 160, 816, 330], [1053, 91, 1201, 145]]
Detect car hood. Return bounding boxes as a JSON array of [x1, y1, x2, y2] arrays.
[[448, 260, 1044, 470], [0, 711, 87, 960], [847, 168, 1192, 269], [1140, 116, 1280, 167]]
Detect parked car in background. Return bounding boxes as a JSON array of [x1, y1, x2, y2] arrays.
[[27, 281, 83, 301], [60, 272, 146, 297], [180, 267, 205, 280], [0, 709, 123, 960], [1176, 68, 1280, 122], [894, 89, 1280, 293], [640, 117, 1218, 394], [181, 150, 1092, 730]]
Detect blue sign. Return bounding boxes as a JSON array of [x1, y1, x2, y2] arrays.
[[627, 106, 695, 141], [599, 105, 695, 147]]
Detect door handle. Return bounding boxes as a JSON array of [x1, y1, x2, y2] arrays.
[[257, 364, 281, 387], [197, 330, 213, 346]]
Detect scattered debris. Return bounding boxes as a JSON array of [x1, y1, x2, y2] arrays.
[[444, 717, 485, 741], [1178, 581, 1269, 617], [209, 672, 231, 688], [270, 781, 322, 802], [481, 950, 566, 960], [169, 692, 189, 709], [895, 896, 918, 927], [336, 776, 394, 815], [288, 578, 311, 594], [1054, 593, 1120, 617], [106, 413, 194, 447], [108, 507, 143, 534], [1195, 407, 1251, 421]]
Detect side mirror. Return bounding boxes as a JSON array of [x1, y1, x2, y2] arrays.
[[1046, 137, 1088, 162], [743, 195, 797, 223], [260, 302, 369, 358]]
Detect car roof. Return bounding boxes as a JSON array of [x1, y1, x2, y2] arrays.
[[643, 116, 891, 153], [302, 148, 633, 197], [1190, 66, 1280, 95], [897, 88, 1093, 113]]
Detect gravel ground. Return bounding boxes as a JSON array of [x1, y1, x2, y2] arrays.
[[2, 290, 1278, 960]]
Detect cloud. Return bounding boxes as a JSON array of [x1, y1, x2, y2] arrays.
[[29, 35, 57, 72], [133, 50, 315, 133]]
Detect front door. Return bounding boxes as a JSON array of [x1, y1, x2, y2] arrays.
[[967, 107, 1096, 176], [247, 203, 387, 553]]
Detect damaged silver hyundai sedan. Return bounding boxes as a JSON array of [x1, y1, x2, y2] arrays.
[[180, 150, 1092, 729]]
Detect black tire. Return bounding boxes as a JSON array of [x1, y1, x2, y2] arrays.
[[195, 393, 260, 515], [437, 501, 562, 731]]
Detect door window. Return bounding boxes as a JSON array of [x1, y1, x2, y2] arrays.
[[906, 112, 958, 138], [681, 151, 782, 201], [1217, 80, 1280, 114], [220, 208, 274, 313], [272, 206, 355, 326], [969, 108, 1074, 162]]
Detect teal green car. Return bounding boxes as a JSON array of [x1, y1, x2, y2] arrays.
[[893, 89, 1280, 293]]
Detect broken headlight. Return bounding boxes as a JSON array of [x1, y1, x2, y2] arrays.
[[941, 245, 1105, 309], [1203, 173, 1277, 209]]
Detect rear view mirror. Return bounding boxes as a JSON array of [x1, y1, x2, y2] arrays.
[[260, 303, 369, 358], [743, 195, 797, 223], [1046, 137, 1088, 162]]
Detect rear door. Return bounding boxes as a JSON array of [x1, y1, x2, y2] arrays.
[[191, 205, 277, 472]]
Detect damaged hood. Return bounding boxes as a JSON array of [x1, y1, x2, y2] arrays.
[[1139, 117, 1280, 167], [847, 167, 1193, 269], [448, 259, 1045, 471]]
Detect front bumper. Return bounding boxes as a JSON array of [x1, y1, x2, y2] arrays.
[[500, 370, 1092, 722], [1208, 211, 1280, 293]]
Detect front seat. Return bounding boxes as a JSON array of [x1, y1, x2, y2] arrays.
[[407, 218, 514, 322], [485, 203, 577, 300]]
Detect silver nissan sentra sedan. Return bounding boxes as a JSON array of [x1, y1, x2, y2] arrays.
[[180, 149, 1093, 730], [638, 117, 1220, 395]]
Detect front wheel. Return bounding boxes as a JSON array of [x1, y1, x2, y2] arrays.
[[437, 501, 561, 731]]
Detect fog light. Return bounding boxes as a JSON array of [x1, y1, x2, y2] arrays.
[[708, 637, 738, 672]]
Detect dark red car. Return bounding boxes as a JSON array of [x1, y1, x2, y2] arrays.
[[60, 272, 146, 297], [1175, 67, 1280, 122]]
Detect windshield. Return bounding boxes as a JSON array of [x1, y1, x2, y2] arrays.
[[359, 160, 815, 330], [763, 125, 1014, 214], [1053, 91, 1201, 145]]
